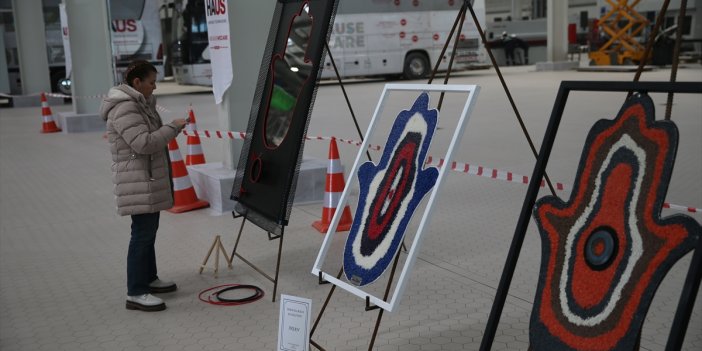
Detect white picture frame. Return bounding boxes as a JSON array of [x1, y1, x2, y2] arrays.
[[311, 83, 480, 312]]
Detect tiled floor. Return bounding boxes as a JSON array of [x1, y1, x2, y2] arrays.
[[1, 65, 701, 350]]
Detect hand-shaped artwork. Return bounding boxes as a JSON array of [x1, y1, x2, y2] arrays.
[[530, 94, 700, 350], [344, 93, 440, 286]]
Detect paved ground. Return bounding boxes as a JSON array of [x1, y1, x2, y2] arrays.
[[1, 65, 700, 351]]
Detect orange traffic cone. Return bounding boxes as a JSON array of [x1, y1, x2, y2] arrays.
[[167, 139, 209, 213], [312, 138, 353, 233], [185, 107, 206, 165], [40, 92, 61, 133]]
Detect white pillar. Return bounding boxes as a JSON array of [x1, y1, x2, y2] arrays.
[[11, 0, 51, 95], [65, 0, 114, 115], [511, 0, 522, 20], [219, 0, 276, 168], [694, 0, 702, 55], [0, 25, 10, 94], [537, 0, 577, 70], [546, 0, 568, 62]]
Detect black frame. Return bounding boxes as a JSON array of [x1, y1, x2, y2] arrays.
[[231, 0, 339, 235], [479, 81, 702, 351]]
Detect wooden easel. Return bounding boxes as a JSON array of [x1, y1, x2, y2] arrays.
[[227, 213, 285, 302], [198, 213, 285, 302], [199, 235, 232, 278]]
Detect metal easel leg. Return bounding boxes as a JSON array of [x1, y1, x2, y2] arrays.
[[465, 1, 558, 196], [367, 247, 403, 350], [310, 268, 344, 342], [227, 214, 285, 302], [227, 215, 247, 266], [271, 231, 284, 303], [309, 247, 404, 350], [437, 3, 467, 111]]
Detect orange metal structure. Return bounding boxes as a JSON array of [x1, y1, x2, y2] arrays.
[[589, 0, 650, 65]]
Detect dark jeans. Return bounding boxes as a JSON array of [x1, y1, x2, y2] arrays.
[[127, 212, 160, 296]]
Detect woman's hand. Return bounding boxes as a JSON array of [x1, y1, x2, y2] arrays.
[[172, 118, 188, 129]]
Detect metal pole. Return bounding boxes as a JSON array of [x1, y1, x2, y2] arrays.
[[465, 2, 558, 196]]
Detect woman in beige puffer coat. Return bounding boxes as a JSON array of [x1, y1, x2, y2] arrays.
[[100, 60, 187, 312]]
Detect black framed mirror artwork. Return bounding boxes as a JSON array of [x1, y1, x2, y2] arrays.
[[231, 0, 339, 234]]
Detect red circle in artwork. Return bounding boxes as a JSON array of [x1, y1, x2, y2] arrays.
[[399, 31, 406, 39], [394, 0, 400, 5], [460, 33, 466, 40], [400, 19, 407, 26], [433, 33, 439, 41], [413, 0, 419, 6], [412, 35, 418, 42], [593, 239, 606, 256], [449, 0, 455, 5]]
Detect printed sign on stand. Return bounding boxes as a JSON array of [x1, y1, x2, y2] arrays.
[[278, 294, 311, 351], [204, 0, 233, 104]]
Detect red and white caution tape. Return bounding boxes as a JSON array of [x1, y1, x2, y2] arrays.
[[5, 91, 698, 214], [4, 91, 177, 114], [182, 129, 382, 151], [663, 203, 699, 214], [425, 156, 701, 214], [183, 129, 247, 140], [45, 92, 106, 99], [425, 156, 566, 190], [45, 92, 176, 114]]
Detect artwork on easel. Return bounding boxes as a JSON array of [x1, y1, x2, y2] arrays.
[[344, 93, 439, 287], [530, 92, 701, 350], [478, 81, 702, 351], [312, 83, 480, 312], [231, 0, 339, 235]]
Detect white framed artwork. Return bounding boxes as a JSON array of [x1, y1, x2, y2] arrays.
[[311, 83, 480, 312]]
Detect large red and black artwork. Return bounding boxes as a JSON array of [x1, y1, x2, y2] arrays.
[[530, 93, 700, 350], [343, 93, 439, 286], [231, 0, 338, 234]]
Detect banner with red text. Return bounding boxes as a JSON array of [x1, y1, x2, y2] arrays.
[[204, 0, 233, 104]]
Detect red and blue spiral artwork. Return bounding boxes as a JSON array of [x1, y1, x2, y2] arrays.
[[530, 93, 700, 350], [343, 92, 439, 286]]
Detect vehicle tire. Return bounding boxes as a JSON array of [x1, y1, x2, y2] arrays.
[[50, 70, 67, 94], [403, 52, 430, 80], [57, 78, 72, 95]]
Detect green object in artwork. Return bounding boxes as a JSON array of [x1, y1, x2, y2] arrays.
[[270, 84, 296, 112]]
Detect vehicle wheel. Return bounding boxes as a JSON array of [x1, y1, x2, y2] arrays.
[[403, 52, 430, 80], [57, 78, 72, 95], [49, 70, 66, 93]]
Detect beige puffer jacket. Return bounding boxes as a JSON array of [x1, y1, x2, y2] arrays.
[[99, 84, 182, 216]]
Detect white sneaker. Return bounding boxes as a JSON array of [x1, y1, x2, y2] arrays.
[[149, 278, 177, 293], [126, 293, 166, 311]]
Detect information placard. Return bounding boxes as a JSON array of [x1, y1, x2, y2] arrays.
[[278, 294, 311, 351]]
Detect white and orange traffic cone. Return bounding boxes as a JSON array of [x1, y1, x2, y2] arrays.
[[167, 139, 209, 213], [312, 138, 353, 233], [185, 107, 206, 166], [40, 92, 61, 133]]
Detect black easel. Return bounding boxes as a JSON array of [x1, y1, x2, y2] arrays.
[[478, 81, 702, 351], [224, 213, 285, 303], [308, 2, 471, 350]]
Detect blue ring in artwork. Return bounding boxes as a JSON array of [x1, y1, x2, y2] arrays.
[[343, 92, 439, 286], [585, 227, 618, 270]]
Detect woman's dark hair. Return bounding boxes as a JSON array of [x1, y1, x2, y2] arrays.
[[123, 60, 157, 86]]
